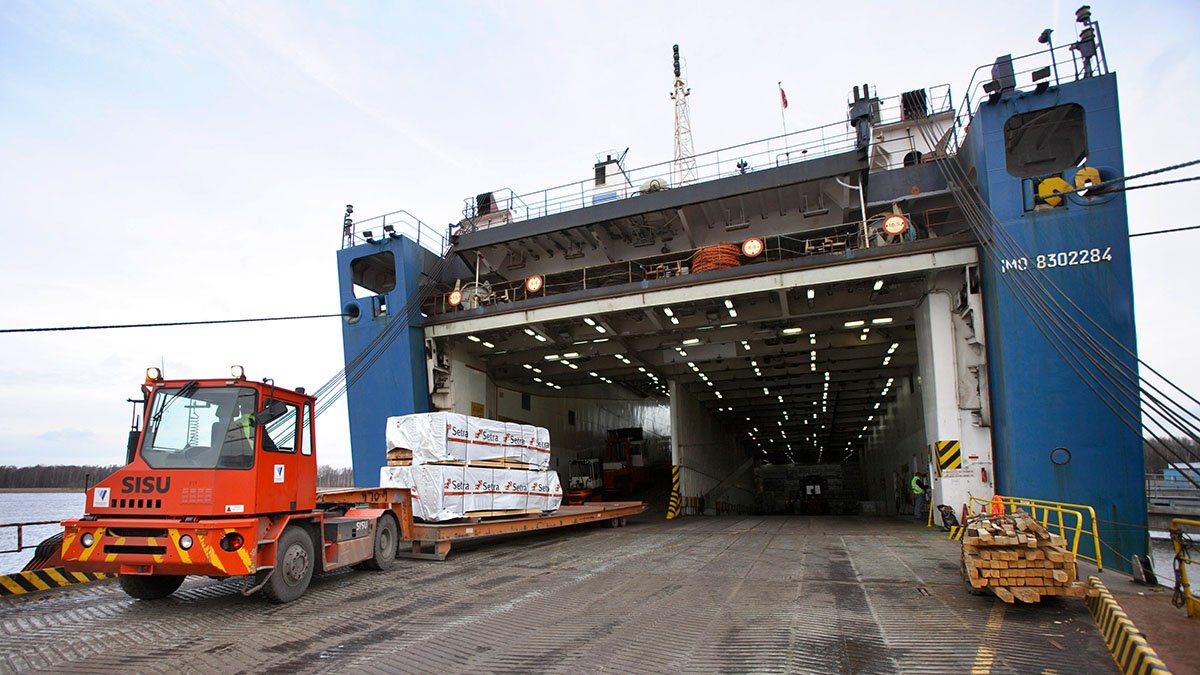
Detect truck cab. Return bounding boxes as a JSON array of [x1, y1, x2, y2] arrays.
[[61, 367, 404, 603], [104, 368, 317, 518]]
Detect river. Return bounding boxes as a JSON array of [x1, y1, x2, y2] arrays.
[[0, 492, 87, 574]]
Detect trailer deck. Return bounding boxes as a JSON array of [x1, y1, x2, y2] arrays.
[[0, 514, 1120, 673]]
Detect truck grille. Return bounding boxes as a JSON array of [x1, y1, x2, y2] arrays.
[[104, 544, 167, 555], [107, 528, 168, 537], [111, 498, 163, 509]]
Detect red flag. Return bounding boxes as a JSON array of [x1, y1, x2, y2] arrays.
[[779, 83, 788, 110]]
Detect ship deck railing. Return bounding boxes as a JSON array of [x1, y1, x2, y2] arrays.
[[341, 208, 448, 255], [457, 86, 954, 231], [955, 35, 1110, 134], [423, 207, 969, 318]]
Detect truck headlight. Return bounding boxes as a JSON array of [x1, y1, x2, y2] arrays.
[[81, 532, 95, 548], [179, 534, 194, 550]]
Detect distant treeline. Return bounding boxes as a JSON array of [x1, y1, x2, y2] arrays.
[[0, 464, 355, 489], [1145, 437, 1200, 474]]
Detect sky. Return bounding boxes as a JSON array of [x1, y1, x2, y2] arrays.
[[1, 1, 1197, 469]]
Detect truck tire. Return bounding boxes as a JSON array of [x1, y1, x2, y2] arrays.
[[262, 526, 314, 604], [354, 514, 398, 571], [118, 574, 185, 600]]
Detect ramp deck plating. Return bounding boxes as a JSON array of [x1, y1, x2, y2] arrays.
[[1, 516, 1115, 673]]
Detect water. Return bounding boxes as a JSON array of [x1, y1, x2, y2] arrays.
[[0, 492, 86, 574]]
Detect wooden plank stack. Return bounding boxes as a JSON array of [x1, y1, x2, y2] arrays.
[[962, 510, 1089, 603]]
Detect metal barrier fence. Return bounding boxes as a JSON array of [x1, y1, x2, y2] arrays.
[[0, 520, 59, 555], [967, 495, 1103, 571]]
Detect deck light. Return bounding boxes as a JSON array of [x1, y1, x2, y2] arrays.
[[724, 299, 734, 309], [563, 352, 580, 359], [872, 317, 893, 325], [781, 327, 804, 335], [364, 230, 375, 243], [544, 354, 561, 360], [482, 341, 495, 349], [670, 317, 680, 325], [844, 320, 865, 328], [682, 338, 701, 345], [467, 335, 481, 343], [873, 279, 884, 292]]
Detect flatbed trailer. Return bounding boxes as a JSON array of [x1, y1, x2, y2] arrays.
[[59, 370, 645, 603]]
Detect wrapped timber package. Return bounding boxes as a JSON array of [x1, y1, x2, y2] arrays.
[[380, 464, 563, 522], [385, 412, 550, 469]]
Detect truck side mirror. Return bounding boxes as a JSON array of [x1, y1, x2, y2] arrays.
[[256, 399, 287, 425], [126, 429, 140, 465]]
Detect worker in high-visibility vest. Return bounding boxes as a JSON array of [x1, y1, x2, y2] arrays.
[[911, 471, 928, 520]]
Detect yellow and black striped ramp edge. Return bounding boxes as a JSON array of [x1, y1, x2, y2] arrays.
[[0, 567, 111, 597], [666, 465, 682, 520], [933, 440, 962, 476], [947, 525, 964, 541], [1086, 576, 1171, 675]]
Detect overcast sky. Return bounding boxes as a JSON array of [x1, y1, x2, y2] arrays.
[[1, 1, 1197, 469]]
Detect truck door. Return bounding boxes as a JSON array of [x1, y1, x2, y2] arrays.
[[256, 400, 304, 513]]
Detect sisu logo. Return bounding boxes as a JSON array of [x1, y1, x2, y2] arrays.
[[121, 475, 171, 494]]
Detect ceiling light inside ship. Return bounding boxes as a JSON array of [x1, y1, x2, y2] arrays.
[[562, 352, 580, 359], [781, 327, 804, 335], [584, 317, 596, 326], [872, 317, 893, 325], [468, 335, 481, 342], [844, 320, 865, 328], [682, 338, 701, 345], [873, 279, 884, 291]]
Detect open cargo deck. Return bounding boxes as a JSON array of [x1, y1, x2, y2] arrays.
[[1, 515, 1118, 673]]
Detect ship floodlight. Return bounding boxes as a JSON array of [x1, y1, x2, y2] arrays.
[[230, 365, 245, 380]]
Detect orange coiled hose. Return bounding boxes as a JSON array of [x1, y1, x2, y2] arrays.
[[692, 243, 741, 273]]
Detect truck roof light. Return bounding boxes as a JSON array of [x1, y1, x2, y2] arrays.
[[146, 367, 162, 382], [231, 365, 246, 380]]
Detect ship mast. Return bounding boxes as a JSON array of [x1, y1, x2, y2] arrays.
[[671, 44, 697, 187]]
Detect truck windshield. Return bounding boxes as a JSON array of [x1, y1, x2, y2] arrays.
[[140, 386, 258, 470]]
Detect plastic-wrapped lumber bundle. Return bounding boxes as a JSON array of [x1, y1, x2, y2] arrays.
[[385, 413, 551, 469], [380, 464, 563, 521]]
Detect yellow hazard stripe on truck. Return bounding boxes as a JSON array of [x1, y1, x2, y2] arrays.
[[0, 568, 112, 597]]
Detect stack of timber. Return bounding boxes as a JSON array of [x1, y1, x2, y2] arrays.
[[380, 413, 562, 522], [961, 511, 1090, 603]]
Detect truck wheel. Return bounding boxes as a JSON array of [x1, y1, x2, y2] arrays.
[[262, 526, 314, 604], [118, 574, 185, 600], [354, 515, 398, 571]]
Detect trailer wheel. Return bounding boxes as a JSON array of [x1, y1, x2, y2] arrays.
[[118, 574, 185, 600], [262, 526, 314, 604], [354, 514, 398, 571]]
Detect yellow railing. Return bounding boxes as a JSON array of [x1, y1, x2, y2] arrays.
[[1169, 518, 1200, 618], [967, 494, 1103, 571]]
